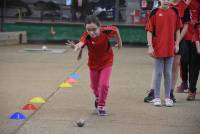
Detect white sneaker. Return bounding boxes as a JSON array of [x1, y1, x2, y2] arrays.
[[153, 98, 162, 106], [165, 98, 173, 107]]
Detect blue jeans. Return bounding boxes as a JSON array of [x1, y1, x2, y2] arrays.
[[152, 57, 174, 98]]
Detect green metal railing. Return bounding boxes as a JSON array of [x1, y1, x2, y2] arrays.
[[3, 22, 147, 44]]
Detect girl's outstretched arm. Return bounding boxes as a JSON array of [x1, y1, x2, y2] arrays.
[[114, 28, 123, 49], [65, 40, 85, 60], [65, 40, 84, 52]]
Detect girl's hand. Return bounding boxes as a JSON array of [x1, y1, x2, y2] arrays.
[[148, 45, 154, 57], [65, 40, 80, 52], [115, 43, 122, 49]]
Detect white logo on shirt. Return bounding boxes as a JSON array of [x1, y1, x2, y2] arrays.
[[159, 13, 163, 16], [92, 41, 95, 44]]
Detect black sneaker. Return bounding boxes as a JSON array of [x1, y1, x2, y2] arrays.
[[144, 89, 154, 103], [170, 90, 176, 103]]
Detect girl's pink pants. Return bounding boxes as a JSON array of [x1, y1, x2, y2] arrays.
[[89, 66, 112, 107]]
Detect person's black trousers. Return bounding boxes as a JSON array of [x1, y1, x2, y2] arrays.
[[189, 44, 200, 93], [180, 40, 192, 83]]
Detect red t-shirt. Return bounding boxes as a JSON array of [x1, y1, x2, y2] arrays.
[[173, 0, 188, 18], [146, 8, 182, 57], [189, 0, 200, 22], [175, 0, 191, 24], [80, 26, 117, 70]]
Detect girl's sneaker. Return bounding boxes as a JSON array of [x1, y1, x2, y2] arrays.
[[152, 98, 162, 107], [165, 98, 173, 107], [97, 106, 108, 116]]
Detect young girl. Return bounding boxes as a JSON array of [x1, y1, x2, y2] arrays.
[[144, 0, 191, 103], [66, 15, 122, 116], [146, 0, 182, 107]]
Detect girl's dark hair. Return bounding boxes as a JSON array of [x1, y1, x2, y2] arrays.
[[85, 15, 100, 27]]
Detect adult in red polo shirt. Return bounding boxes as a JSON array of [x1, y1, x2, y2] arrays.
[[145, 0, 182, 107]]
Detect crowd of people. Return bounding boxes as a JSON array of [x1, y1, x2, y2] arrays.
[[144, 0, 200, 107], [66, 0, 199, 116]]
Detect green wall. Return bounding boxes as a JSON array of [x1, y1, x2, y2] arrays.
[[3, 23, 147, 44]]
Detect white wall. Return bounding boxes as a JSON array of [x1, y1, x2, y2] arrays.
[[0, 31, 27, 45]]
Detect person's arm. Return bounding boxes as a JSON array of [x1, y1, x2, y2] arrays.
[[185, 0, 192, 5], [147, 31, 154, 57], [75, 42, 85, 60], [175, 29, 181, 53], [147, 31, 153, 46], [74, 41, 84, 52], [114, 28, 123, 49], [195, 41, 200, 54], [179, 23, 188, 41], [66, 40, 84, 52], [65, 41, 85, 60]]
